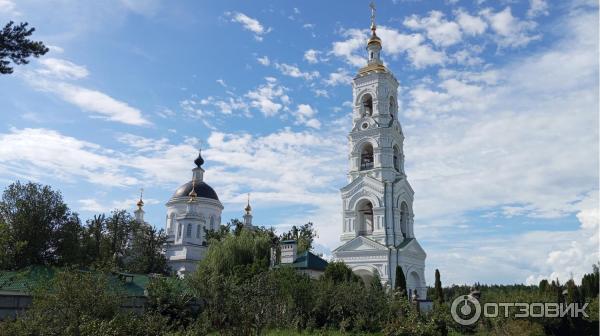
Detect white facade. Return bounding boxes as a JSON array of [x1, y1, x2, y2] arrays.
[[332, 17, 427, 297], [164, 152, 223, 277]]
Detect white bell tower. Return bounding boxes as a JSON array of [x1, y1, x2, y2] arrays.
[[332, 2, 427, 296]]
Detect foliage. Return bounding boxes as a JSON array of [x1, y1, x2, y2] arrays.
[[0, 21, 48, 74], [145, 277, 197, 328], [280, 222, 317, 253], [435, 268, 444, 304], [0, 181, 79, 268], [0, 270, 121, 335], [125, 224, 169, 274], [322, 261, 360, 284]]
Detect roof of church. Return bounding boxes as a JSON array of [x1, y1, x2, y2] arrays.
[[172, 180, 219, 200], [289, 251, 328, 271], [396, 238, 414, 249]]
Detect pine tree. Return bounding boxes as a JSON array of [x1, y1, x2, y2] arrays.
[[434, 269, 444, 303], [395, 265, 407, 296]]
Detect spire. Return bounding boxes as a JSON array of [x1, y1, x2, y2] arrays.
[[244, 193, 252, 214], [188, 178, 198, 201], [134, 187, 145, 223], [192, 148, 205, 182], [367, 1, 382, 51], [370, 1, 377, 35], [243, 193, 254, 228], [136, 188, 144, 209], [194, 149, 204, 168]]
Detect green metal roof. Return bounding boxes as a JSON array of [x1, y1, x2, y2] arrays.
[[0, 266, 163, 297], [291, 251, 328, 271]]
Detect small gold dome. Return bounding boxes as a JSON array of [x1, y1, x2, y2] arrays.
[[136, 199, 144, 207]]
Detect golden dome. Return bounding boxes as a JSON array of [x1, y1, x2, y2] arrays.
[[136, 199, 144, 207]]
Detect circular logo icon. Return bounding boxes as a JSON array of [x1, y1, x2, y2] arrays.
[[451, 295, 482, 325]]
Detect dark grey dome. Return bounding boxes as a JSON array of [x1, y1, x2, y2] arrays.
[[172, 181, 219, 200]]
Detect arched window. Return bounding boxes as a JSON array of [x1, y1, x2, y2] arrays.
[[400, 202, 409, 238], [210, 216, 215, 230], [177, 223, 182, 239], [362, 94, 373, 117], [186, 223, 192, 238], [360, 143, 374, 170], [393, 146, 400, 172], [358, 200, 374, 236], [196, 224, 201, 239], [389, 97, 396, 117]]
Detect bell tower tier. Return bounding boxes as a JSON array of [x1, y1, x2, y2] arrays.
[[332, 2, 427, 296]]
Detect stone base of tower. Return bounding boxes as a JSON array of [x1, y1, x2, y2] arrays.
[[165, 243, 207, 277], [332, 236, 427, 298]]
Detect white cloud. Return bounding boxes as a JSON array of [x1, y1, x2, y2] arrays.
[[304, 49, 321, 64], [245, 78, 290, 117], [79, 196, 161, 213], [37, 58, 89, 80], [0, 128, 137, 187], [313, 89, 329, 98], [256, 55, 270, 66], [404, 10, 463, 46], [0, 0, 19, 16], [294, 104, 321, 129], [323, 68, 352, 86], [456, 10, 487, 35], [227, 11, 271, 41], [38, 81, 150, 126], [275, 63, 319, 80], [404, 9, 598, 284], [331, 26, 445, 69], [23, 58, 150, 126], [482, 7, 539, 47], [527, 0, 549, 18]]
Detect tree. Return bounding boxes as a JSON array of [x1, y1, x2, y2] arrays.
[[54, 215, 85, 266], [125, 224, 169, 274], [0, 21, 48, 74], [83, 214, 105, 265], [434, 269, 444, 304], [103, 209, 135, 267], [323, 261, 360, 284], [280, 222, 317, 253], [395, 265, 407, 296], [9, 270, 122, 335], [0, 181, 79, 268]]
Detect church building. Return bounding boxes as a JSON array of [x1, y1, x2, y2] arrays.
[[331, 7, 427, 297], [164, 151, 224, 277]]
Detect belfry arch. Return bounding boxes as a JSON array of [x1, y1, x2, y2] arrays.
[[356, 199, 374, 236]]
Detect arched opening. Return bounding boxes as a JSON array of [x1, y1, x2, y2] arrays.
[[360, 143, 374, 170], [393, 146, 400, 172], [196, 224, 201, 239], [408, 271, 421, 298], [389, 97, 396, 118], [357, 200, 374, 236], [210, 216, 215, 230], [400, 202, 409, 238], [177, 222, 182, 240], [361, 94, 373, 117], [353, 267, 378, 286]]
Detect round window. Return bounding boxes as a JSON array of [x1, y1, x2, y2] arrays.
[[361, 123, 369, 129]]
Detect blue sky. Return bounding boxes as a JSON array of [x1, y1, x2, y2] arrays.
[[0, 0, 598, 285]]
